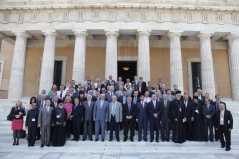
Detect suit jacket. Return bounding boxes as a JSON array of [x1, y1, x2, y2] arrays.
[[213, 101, 227, 112], [215, 110, 233, 131], [108, 101, 122, 123], [37, 100, 45, 109], [71, 103, 84, 124], [57, 90, 66, 100], [126, 89, 133, 97], [118, 95, 127, 105], [137, 87, 146, 96], [137, 81, 147, 89], [167, 95, 175, 101], [93, 100, 109, 121], [148, 91, 155, 98], [82, 101, 95, 121], [122, 103, 137, 119], [132, 96, 140, 104], [115, 90, 123, 97], [160, 100, 171, 122], [198, 95, 205, 103], [147, 100, 161, 121], [136, 101, 148, 122], [105, 92, 118, 102], [25, 109, 39, 127], [50, 101, 58, 108], [202, 104, 215, 120], [183, 100, 195, 119], [38, 106, 53, 127], [106, 80, 115, 87]]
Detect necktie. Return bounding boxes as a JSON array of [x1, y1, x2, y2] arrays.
[[185, 101, 187, 107], [100, 101, 103, 108], [164, 101, 166, 108], [207, 105, 210, 111], [142, 102, 144, 109], [112, 103, 115, 116], [41, 101, 43, 107], [88, 101, 90, 107], [153, 101, 156, 108], [54, 102, 57, 107], [74, 105, 77, 109], [134, 97, 136, 104], [46, 107, 49, 113], [217, 102, 219, 111], [110, 92, 112, 96], [60, 91, 63, 99], [128, 104, 131, 115]]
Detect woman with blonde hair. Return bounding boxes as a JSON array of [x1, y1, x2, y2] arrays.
[[8, 100, 26, 145], [63, 96, 73, 139]]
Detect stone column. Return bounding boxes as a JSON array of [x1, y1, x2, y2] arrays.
[[167, 31, 184, 92], [39, 30, 57, 94], [198, 32, 216, 98], [226, 33, 239, 101], [8, 31, 29, 99], [105, 31, 118, 81], [72, 30, 88, 84], [137, 30, 151, 83]]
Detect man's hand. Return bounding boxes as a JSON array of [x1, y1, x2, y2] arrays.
[[229, 129, 232, 131], [105, 119, 107, 122], [175, 118, 178, 121], [206, 115, 210, 119], [70, 115, 73, 120], [136, 119, 138, 122], [154, 114, 158, 118], [191, 117, 194, 122], [38, 124, 41, 128], [25, 126, 28, 129], [63, 122, 66, 127], [93, 118, 96, 121]]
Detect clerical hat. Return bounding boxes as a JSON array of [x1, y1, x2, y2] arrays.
[[193, 96, 198, 100]]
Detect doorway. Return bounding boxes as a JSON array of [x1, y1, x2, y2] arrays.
[[53, 61, 63, 88], [117, 61, 137, 82], [191, 62, 201, 93]]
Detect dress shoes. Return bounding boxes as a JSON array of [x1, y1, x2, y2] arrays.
[[150, 139, 153, 142], [221, 145, 225, 148], [71, 139, 76, 141], [156, 140, 159, 143], [109, 139, 113, 142], [102, 139, 104, 142], [95, 139, 99, 142], [117, 139, 120, 142], [46, 144, 50, 147], [226, 148, 230, 151], [41, 144, 44, 148], [138, 139, 142, 142]]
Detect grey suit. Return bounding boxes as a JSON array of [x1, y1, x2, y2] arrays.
[[83, 101, 95, 140], [38, 106, 53, 145], [108, 101, 122, 140], [93, 100, 109, 140]]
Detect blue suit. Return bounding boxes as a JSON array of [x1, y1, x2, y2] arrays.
[[136, 101, 148, 141], [105, 92, 118, 102], [93, 100, 109, 140]]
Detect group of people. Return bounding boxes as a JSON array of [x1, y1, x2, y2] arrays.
[[8, 75, 233, 151]]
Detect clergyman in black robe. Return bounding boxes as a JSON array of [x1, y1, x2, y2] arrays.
[[170, 91, 186, 144], [192, 96, 205, 141], [51, 100, 67, 146]]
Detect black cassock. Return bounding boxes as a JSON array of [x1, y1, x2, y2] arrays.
[[192, 102, 204, 141], [51, 107, 67, 146], [170, 99, 186, 144]]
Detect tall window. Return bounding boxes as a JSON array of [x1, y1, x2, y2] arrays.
[[0, 60, 4, 89]]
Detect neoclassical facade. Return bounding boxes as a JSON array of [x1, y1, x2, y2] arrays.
[[0, 0, 239, 100]]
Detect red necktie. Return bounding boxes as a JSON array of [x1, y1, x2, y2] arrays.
[[60, 91, 63, 99]]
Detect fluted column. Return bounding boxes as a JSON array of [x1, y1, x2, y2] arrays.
[[72, 30, 88, 84], [226, 33, 239, 101], [105, 31, 118, 81], [137, 30, 151, 83], [8, 31, 29, 99], [167, 31, 184, 92], [198, 32, 216, 98], [39, 30, 57, 94]]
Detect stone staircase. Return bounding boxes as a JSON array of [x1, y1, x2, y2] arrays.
[[0, 99, 238, 158]]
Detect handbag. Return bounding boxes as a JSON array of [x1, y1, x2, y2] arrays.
[[7, 114, 13, 121], [19, 130, 26, 138]]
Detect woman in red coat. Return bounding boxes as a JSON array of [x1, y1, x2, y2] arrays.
[[9, 100, 26, 145]]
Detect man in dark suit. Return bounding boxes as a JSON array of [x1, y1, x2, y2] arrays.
[[132, 91, 140, 104], [183, 95, 194, 141], [203, 99, 216, 142], [106, 75, 115, 87], [195, 76, 201, 90], [25, 103, 39, 147], [215, 103, 233, 151], [138, 77, 147, 90], [213, 94, 226, 141], [118, 89, 127, 105], [123, 97, 137, 142], [70, 98, 84, 141], [136, 94, 148, 142], [82, 95, 95, 141], [160, 94, 171, 142], [50, 96, 59, 108], [148, 94, 161, 142], [137, 82, 146, 96]]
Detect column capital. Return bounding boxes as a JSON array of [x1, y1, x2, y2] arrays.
[[105, 30, 119, 37], [137, 30, 151, 37], [73, 29, 88, 37], [42, 30, 58, 37], [197, 31, 214, 39], [12, 31, 31, 39], [225, 32, 239, 40], [167, 30, 183, 38]]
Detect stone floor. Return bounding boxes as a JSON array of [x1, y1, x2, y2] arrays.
[[0, 119, 238, 159]]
